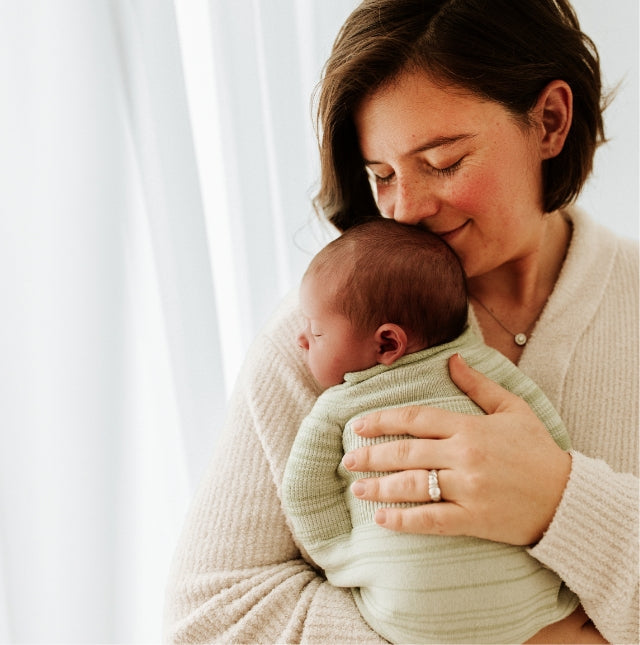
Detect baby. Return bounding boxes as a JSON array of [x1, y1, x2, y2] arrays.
[[282, 218, 583, 644]]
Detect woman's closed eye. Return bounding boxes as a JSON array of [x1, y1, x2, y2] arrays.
[[427, 156, 465, 177], [369, 169, 395, 186], [367, 156, 465, 186], [378, 173, 395, 186]]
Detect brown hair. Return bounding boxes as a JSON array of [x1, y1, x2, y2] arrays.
[[305, 218, 468, 348], [314, 0, 606, 231]]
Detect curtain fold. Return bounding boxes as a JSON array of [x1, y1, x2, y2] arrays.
[[112, 0, 226, 487], [177, 0, 351, 389], [0, 0, 215, 641]]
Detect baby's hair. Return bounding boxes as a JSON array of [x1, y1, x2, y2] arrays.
[[305, 218, 468, 348]]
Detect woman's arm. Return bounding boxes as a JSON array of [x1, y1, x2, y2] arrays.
[[344, 355, 639, 643], [164, 303, 385, 644], [529, 451, 639, 644]]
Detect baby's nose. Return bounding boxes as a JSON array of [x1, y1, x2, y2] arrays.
[[297, 331, 309, 350]]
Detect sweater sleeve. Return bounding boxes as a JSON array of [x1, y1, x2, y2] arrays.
[[529, 451, 639, 643], [163, 306, 385, 644]]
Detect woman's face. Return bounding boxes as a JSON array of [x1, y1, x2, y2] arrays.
[[354, 70, 546, 279]]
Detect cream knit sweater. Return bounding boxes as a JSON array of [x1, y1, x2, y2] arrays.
[[164, 208, 639, 644]]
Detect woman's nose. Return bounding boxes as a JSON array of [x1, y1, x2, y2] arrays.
[[383, 177, 439, 225]]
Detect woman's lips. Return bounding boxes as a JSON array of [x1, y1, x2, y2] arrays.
[[434, 220, 470, 244]]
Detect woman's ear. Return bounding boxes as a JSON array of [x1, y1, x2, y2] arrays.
[[534, 80, 573, 160], [374, 324, 408, 366]]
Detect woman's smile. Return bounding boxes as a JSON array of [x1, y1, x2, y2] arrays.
[[354, 69, 547, 279], [433, 219, 472, 245]]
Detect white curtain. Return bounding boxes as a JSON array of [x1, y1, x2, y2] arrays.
[[0, 0, 351, 642], [173, 0, 352, 393], [0, 1, 206, 641], [0, 0, 635, 643]]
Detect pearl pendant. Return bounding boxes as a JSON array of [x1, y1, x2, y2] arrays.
[[514, 333, 527, 346]]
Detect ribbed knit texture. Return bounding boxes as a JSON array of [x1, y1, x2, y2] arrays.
[[282, 329, 578, 643], [164, 208, 638, 644]]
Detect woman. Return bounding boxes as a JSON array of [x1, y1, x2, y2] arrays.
[[164, 1, 638, 643]]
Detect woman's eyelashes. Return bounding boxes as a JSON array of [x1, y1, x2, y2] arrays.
[[369, 156, 465, 186], [375, 171, 395, 186], [431, 157, 464, 177]]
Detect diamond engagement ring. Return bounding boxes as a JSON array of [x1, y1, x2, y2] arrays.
[[428, 469, 442, 502]]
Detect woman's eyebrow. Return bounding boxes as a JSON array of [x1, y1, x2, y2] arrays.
[[363, 133, 476, 165]]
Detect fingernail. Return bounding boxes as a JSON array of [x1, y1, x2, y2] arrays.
[[351, 418, 364, 433], [342, 454, 355, 469], [351, 481, 365, 497], [375, 509, 387, 525]]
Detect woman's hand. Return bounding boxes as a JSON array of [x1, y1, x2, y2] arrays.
[[343, 354, 572, 546]]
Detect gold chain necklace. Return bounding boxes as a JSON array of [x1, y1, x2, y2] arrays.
[[470, 295, 530, 347]]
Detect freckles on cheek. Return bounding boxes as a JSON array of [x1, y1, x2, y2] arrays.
[[450, 171, 494, 212]]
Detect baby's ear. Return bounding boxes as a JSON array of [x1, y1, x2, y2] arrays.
[[374, 324, 408, 366]]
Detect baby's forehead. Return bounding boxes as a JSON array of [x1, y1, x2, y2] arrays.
[[301, 271, 345, 310]]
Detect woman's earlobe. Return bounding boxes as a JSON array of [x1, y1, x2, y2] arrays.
[[536, 80, 573, 160]]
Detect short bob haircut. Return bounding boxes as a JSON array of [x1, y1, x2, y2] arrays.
[[314, 0, 606, 231], [304, 218, 468, 349]]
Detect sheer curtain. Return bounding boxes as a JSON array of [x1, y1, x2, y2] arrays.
[[0, 1, 351, 642], [0, 0, 221, 641], [174, 0, 353, 393], [0, 1, 635, 643]]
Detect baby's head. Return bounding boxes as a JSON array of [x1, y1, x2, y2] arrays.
[[297, 218, 467, 388]]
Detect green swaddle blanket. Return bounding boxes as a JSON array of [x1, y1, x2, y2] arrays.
[[282, 328, 578, 644]]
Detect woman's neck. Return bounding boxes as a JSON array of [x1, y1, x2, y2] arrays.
[[468, 212, 570, 303], [467, 211, 571, 363]]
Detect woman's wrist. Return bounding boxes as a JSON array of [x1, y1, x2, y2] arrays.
[[530, 450, 638, 566], [528, 449, 572, 545]]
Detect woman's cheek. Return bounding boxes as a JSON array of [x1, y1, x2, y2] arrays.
[[449, 167, 499, 213]]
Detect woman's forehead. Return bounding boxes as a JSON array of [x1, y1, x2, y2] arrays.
[[354, 70, 498, 157]]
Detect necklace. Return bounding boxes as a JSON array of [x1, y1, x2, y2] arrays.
[[470, 295, 529, 347]]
